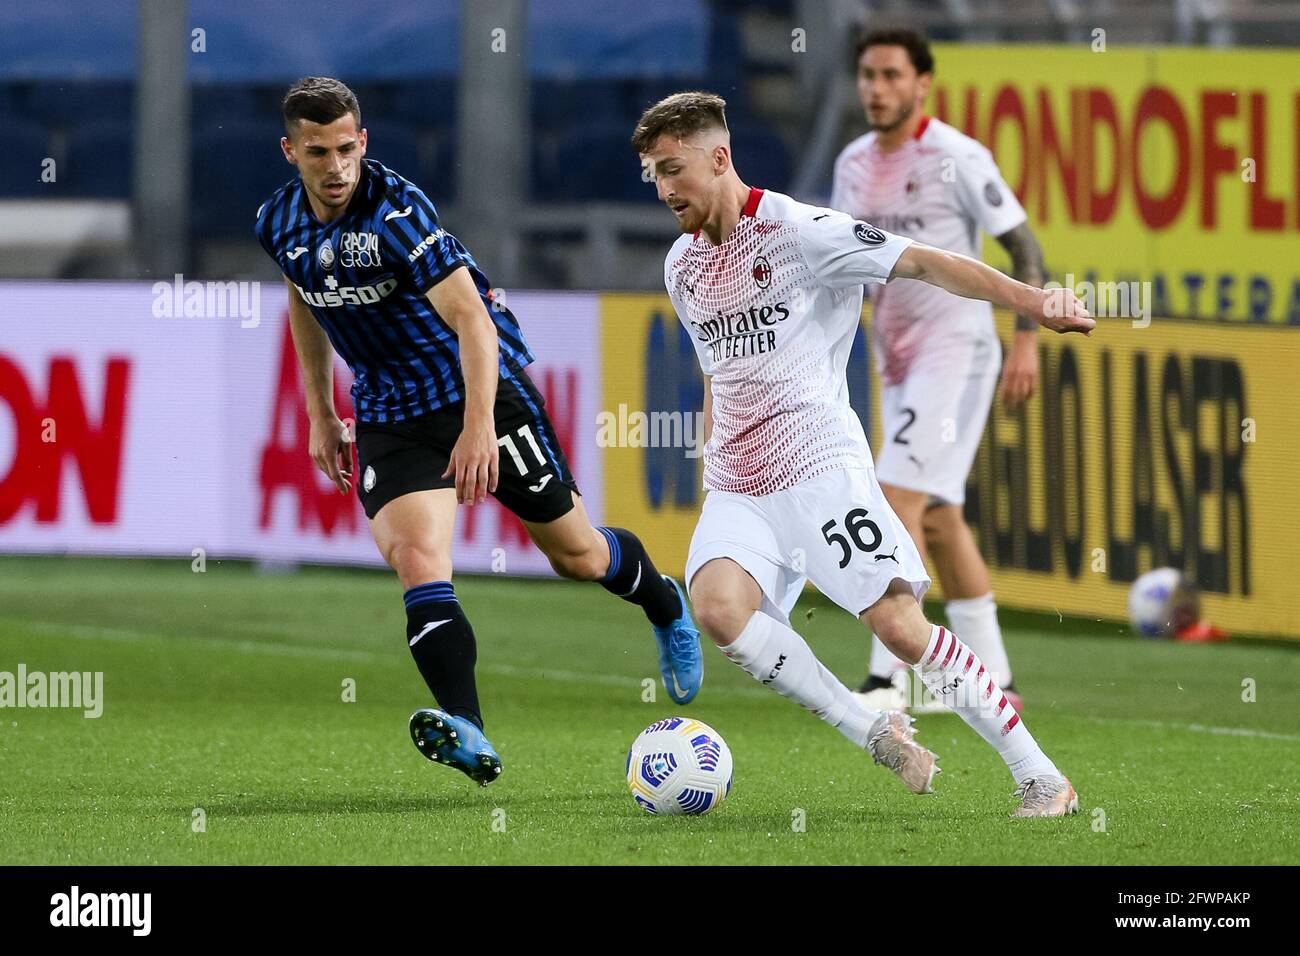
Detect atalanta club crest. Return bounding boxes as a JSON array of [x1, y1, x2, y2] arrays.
[[752, 255, 772, 289], [854, 222, 886, 245], [318, 239, 335, 270]]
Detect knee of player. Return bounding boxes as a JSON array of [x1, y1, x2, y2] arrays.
[[690, 591, 751, 646], [546, 547, 604, 582], [865, 594, 928, 662], [921, 509, 942, 543], [922, 503, 959, 540], [385, 539, 452, 586]]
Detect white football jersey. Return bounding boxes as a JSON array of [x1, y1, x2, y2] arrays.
[[832, 116, 1026, 384], [665, 188, 911, 496]]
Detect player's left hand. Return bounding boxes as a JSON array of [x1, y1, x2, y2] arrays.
[[1035, 287, 1094, 335], [443, 417, 499, 505], [999, 333, 1039, 411]]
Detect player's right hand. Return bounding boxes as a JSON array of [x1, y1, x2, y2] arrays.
[[1036, 287, 1095, 335], [309, 415, 354, 494], [442, 417, 499, 506]]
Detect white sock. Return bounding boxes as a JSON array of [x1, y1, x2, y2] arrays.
[[914, 625, 1057, 784], [724, 611, 882, 748], [868, 634, 909, 680], [946, 593, 1012, 686]]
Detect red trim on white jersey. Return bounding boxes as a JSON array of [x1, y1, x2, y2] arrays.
[[912, 114, 931, 140], [693, 188, 765, 240]]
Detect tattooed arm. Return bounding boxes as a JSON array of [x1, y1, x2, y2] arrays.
[[994, 222, 1048, 410]]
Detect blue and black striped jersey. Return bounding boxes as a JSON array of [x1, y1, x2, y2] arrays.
[[254, 159, 535, 423]]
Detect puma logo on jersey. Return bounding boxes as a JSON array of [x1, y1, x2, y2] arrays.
[[874, 546, 899, 564], [384, 205, 413, 221], [286, 247, 309, 260]]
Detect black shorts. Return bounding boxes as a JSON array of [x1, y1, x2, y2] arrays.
[[354, 368, 580, 523]]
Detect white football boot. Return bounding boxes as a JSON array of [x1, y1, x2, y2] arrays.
[[867, 711, 940, 794], [1012, 775, 1079, 817]]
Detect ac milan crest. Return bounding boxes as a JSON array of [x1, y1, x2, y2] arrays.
[[752, 255, 772, 289]]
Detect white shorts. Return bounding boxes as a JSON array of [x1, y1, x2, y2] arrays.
[[874, 333, 1000, 506], [685, 468, 930, 622]]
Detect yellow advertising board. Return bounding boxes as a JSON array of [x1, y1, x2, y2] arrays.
[[928, 44, 1300, 324], [602, 293, 1299, 638]]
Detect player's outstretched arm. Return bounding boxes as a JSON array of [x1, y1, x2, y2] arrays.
[[285, 277, 353, 494], [890, 243, 1094, 335], [426, 266, 500, 506]]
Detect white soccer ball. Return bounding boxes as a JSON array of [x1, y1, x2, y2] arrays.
[[1128, 567, 1199, 638], [626, 717, 733, 815]]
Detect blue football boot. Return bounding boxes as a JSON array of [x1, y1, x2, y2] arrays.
[[409, 708, 502, 786], [652, 576, 703, 704]]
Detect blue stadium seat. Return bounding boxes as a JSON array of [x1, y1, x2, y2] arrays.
[[705, 13, 747, 109], [23, 81, 132, 128], [191, 117, 296, 238], [624, 78, 701, 118], [531, 80, 624, 134], [359, 119, 423, 184], [423, 127, 458, 203], [0, 116, 52, 197], [386, 78, 456, 128], [64, 119, 132, 197], [193, 85, 273, 132], [535, 121, 657, 202], [729, 124, 792, 192]]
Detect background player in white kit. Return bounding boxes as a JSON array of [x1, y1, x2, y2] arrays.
[[832, 29, 1050, 713], [632, 92, 1092, 816]]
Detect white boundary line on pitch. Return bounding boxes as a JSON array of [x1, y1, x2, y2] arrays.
[[8, 618, 1300, 740], [1078, 714, 1300, 743], [0, 619, 377, 663]]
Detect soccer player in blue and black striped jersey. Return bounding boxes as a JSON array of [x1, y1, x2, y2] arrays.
[[255, 77, 702, 785]]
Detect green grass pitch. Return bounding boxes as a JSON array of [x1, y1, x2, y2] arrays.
[[0, 556, 1296, 865]]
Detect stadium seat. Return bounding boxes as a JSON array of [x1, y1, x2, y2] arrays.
[[705, 13, 748, 109], [192, 85, 273, 133], [386, 78, 456, 128], [425, 127, 459, 203], [63, 119, 133, 197], [728, 123, 792, 192], [535, 122, 657, 202], [191, 117, 296, 238], [0, 116, 53, 197], [23, 81, 132, 128], [531, 79, 624, 134], [357, 119, 423, 184]]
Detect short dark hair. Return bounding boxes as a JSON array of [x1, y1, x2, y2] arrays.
[[630, 91, 728, 154], [282, 77, 361, 137], [853, 27, 934, 76]]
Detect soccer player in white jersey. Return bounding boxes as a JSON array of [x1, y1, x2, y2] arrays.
[[633, 92, 1092, 816], [833, 29, 1048, 714]]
